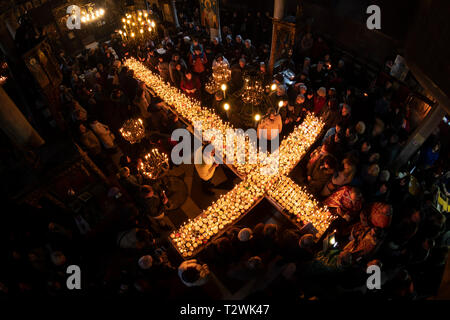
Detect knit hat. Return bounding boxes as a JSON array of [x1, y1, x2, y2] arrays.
[[355, 121, 366, 135], [238, 228, 253, 242], [379, 170, 390, 182], [156, 48, 166, 55], [138, 255, 153, 270]]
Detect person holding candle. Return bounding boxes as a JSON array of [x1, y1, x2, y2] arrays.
[[321, 157, 357, 198], [195, 145, 219, 196], [313, 87, 327, 114], [180, 71, 201, 100], [138, 184, 172, 230], [257, 108, 282, 153], [189, 45, 208, 77], [230, 58, 247, 93], [307, 155, 338, 196], [212, 90, 226, 120]]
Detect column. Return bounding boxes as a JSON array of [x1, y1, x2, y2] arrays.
[[0, 86, 45, 149], [393, 104, 447, 170], [171, 0, 180, 28], [268, 0, 286, 75]]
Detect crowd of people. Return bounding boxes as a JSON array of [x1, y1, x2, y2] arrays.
[[1, 3, 448, 299]]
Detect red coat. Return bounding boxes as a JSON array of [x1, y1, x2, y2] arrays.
[[180, 76, 201, 99], [189, 52, 207, 74], [313, 95, 327, 114]]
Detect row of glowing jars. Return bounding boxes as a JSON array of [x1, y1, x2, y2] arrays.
[[125, 58, 255, 168], [170, 179, 266, 257], [277, 114, 325, 175], [232, 114, 324, 177], [268, 176, 335, 237]]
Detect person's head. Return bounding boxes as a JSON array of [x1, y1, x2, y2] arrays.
[[118, 167, 130, 178], [317, 61, 324, 70], [267, 108, 277, 120], [350, 187, 363, 201], [277, 84, 287, 96], [334, 132, 343, 142], [238, 228, 253, 242], [328, 87, 336, 96], [185, 71, 192, 80], [299, 84, 307, 95], [107, 187, 122, 199], [372, 118, 385, 136], [112, 88, 122, 98], [263, 223, 278, 238], [215, 54, 223, 63], [181, 267, 200, 284], [260, 62, 266, 73], [236, 35, 242, 43], [379, 170, 390, 182], [317, 87, 326, 97], [212, 37, 219, 45], [246, 256, 262, 270], [50, 251, 66, 267], [335, 121, 345, 134], [193, 46, 202, 55], [296, 94, 305, 105], [369, 152, 380, 163], [299, 234, 315, 251], [239, 58, 246, 68], [355, 121, 366, 135], [322, 155, 337, 170], [361, 141, 371, 153], [368, 164, 380, 177], [321, 141, 331, 154], [306, 89, 314, 99], [172, 53, 180, 61], [244, 39, 251, 48], [140, 185, 154, 197], [341, 104, 351, 116], [342, 158, 354, 171], [138, 255, 153, 270], [215, 90, 224, 101], [79, 123, 87, 133], [304, 57, 311, 65], [432, 142, 441, 152]]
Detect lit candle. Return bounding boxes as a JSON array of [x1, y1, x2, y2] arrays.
[[221, 83, 227, 98]]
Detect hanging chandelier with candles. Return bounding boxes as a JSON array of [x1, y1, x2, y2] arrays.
[[119, 10, 156, 41], [138, 149, 170, 180], [80, 4, 105, 24], [119, 118, 146, 144], [240, 70, 266, 106], [205, 61, 231, 94]]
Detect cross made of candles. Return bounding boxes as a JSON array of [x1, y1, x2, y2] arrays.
[[125, 58, 337, 258]]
